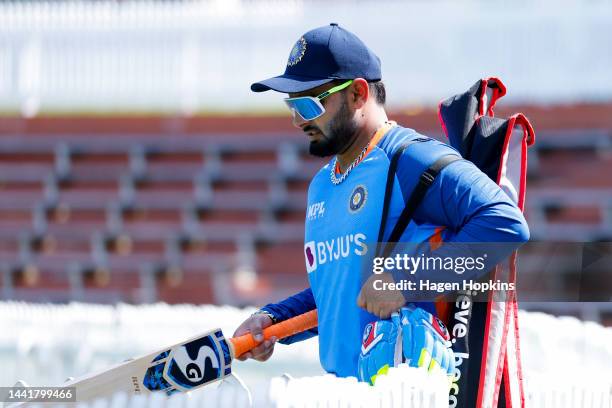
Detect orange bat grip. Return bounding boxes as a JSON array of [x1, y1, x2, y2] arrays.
[[229, 309, 318, 358]]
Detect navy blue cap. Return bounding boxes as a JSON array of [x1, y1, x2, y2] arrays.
[[251, 23, 381, 93]]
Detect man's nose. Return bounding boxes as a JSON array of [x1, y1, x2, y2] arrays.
[[291, 110, 309, 129]]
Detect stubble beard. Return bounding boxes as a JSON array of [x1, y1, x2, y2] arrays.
[[307, 97, 359, 158]]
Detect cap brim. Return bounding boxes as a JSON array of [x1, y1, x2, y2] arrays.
[[251, 74, 334, 93]]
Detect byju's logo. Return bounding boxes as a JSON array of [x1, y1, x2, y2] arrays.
[[304, 241, 317, 273], [304, 233, 368, 273], [306, 201, 325, 220]]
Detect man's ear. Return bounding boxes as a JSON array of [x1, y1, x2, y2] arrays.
[[348, 78, 370, 109]]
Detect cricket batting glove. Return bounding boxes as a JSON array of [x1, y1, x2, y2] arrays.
[[357, 312, 402, 385], [357, 306, 455, 385], [400, 305, 455, 377]]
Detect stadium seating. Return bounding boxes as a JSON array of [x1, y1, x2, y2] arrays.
[[0, 127, 610, 308], [0, 135, 316, 304], [524, 130, 612, 242]]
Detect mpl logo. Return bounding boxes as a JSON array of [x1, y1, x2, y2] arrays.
[[304, 233, 367, 273], [306, 201, 325, 221]]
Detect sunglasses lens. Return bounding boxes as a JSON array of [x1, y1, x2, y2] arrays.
[[285, 97, 324, 120]]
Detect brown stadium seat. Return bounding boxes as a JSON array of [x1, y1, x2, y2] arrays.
[[545, 206, 603, 225], [120, 207, 183, 235], [24, 201, 109, 256], [195, 210, 260, 228], [177, 252, 232, 275], [222, 148, 277, 167], [533, 151, 612, 188], [7, 252, 86, 298], [529, 130, 612, 188], [176, 233, 238, 255], [216, 163, 280, 183], [275, 209, 306, 224], [156, 251, 233, 304], [0, 149, 55, 167], [103, 206, 183, 261], [43, 207, 107, 234], [157, 270, 216, 304], [54, 180, 120, 207], [67, 149, 130, 179], [213, 179, 270, 193], [297, 151, 326, 173], [0, 182, 45, 209], [0, 238, 20, 258], [256, 242, 306, 277], [190, 190, 270, 235], [0, 208, 32, 235], [146, 151, 204, 182], [0, 162, 53, 184], [132, 180, 195, 207], [88, 271, 142, 295], [525, 188, 612, 240], [78, 253, 161, 302]]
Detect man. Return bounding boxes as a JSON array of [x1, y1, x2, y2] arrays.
[[233, 23, 528, 382]]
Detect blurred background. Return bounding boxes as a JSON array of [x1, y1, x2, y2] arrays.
[[0, 0, 611, 397]]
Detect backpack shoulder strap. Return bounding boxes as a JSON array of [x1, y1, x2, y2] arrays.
[[377, 145, 461, 258], [377, 137, 430, 244]]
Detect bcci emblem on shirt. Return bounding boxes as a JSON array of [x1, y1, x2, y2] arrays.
[[349, 185, 367, 213]]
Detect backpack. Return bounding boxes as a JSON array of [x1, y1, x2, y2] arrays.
[[380, 77, 535, 407]]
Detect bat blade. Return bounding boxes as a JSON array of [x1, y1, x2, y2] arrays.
[[10, 310, 317, 405], [65, 328, 232, 402]]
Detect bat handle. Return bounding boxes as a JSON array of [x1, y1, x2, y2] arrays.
[[229, 309, 318, 358]]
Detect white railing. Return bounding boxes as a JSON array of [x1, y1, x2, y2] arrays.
[[1, 0, 611, 116], [9, 368, 612, 408], [1, 302, 612, 407]]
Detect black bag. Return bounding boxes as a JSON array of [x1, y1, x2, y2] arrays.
[[379, 77, 535, 408]]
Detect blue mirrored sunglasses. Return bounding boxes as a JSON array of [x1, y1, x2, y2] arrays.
[[284, 80, 353, 121]]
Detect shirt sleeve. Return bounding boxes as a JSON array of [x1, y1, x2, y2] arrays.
[[389, 139, 530, 245], [412, 159, 530, 244], [260, 287, 318, 344], [387, 143, 529, 295]]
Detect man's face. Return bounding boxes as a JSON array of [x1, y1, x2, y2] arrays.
[[288, 82, 359, 157]]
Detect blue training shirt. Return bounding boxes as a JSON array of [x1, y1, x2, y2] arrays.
[[262, 124, 529, 378]]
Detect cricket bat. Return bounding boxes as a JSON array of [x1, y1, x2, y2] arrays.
[[18, 310, 317, 404]]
